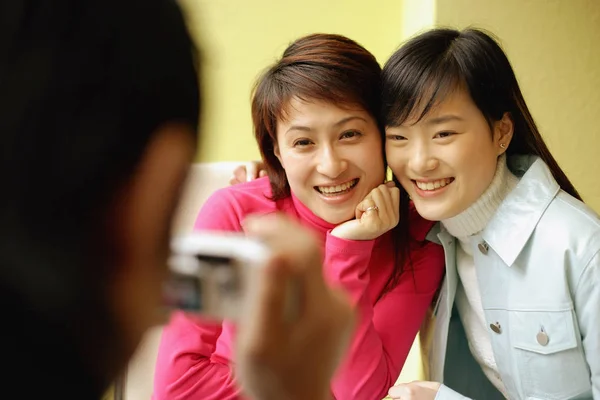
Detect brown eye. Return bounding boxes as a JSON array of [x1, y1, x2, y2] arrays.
[[293, 139, 312, 147], [386, 134, 406, 141], [435, 131, 454, 139], [340, 130, 362, 140]]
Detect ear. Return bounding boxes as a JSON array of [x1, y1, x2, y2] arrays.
[[107, 122, 196, 355], [494, 112, 514, 155]]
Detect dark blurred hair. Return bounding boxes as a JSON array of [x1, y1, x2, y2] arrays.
[[251, 33, 384, 200], [382, 28, 581, 205], [0, 0, 199, 395]]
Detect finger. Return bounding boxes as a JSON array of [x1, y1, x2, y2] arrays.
[[388, 384, 410, 398], [244, 255, 289, 333], [355, 196, 376, 220], [245, 213, 327, 313], [258, 169, 267, 177], [375, 184, 399, 224], [390, 186, 400, 222], [236, 256, 290, 368], [380, 184, 400, 225], [244, 213, 322, 276], [245, 162, 257, 182], [232, 165, 248, 184], [412, 381, 441, 390], [369, 187, 392, 222]]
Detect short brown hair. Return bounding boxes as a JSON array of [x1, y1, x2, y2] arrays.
[[251, 33, 383, 199]]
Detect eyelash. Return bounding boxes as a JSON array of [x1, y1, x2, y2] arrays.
[[293, 139, 313, 147], [435, 131, 454, 139], [340, 130, 362, 140], [292, 131, 362, 147], [386, 134, 406, 141]]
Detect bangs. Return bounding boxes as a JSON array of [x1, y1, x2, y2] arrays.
[[256, 64, 373, 137], [382, 50, 464, 127]]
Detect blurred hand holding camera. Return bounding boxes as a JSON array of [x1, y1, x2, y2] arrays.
[[237, 213, 356, 400]]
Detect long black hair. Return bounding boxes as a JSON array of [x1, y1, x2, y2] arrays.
[[382, 28, 581, 203]]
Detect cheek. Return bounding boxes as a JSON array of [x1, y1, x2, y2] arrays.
[[385, 148, 407, 179], [457, 145, 499, 196], [463, 141, 497, 172], [278, 153, 310, 187], [361, 144, 385, 178]]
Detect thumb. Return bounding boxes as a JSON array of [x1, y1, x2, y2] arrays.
[[412, 381, 441, 390], [388, 383, 409, 398]]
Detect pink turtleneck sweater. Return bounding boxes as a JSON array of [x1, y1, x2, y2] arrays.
[[153, 177, 444, 400]]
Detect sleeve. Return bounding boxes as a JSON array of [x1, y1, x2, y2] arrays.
[[152, 189, 247, 400], [152, 313, 245, 400], [192, 187, 245, 232], [325, 233, 446, 400], [574, 249, 600, 399]]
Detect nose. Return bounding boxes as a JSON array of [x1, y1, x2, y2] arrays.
[[315, 145, 347, 178], [409, 142, 438, 174]]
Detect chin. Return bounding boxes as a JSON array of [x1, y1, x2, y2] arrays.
[[412, 202, 448, 222], [324, 215, 353, 225], [320, 210, 354, 225]]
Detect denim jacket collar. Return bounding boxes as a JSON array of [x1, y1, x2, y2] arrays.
[[484, 155, 560, 266], [426, 155, 560, 267]]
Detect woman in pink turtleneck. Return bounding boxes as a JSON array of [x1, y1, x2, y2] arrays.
[[153, 33, 445, 400]]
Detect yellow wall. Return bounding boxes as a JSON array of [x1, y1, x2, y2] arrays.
[[179, 0, 403, 163], [401, 0, 436, 40], [396, 0, 600, 385], [434, 0, 600, 211], [170, 1, 600, 394]]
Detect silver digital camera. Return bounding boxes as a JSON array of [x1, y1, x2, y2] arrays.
[[163, 231, 270, 320]]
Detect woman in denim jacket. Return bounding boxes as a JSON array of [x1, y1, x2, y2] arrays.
[[384, 28, 599, 400]]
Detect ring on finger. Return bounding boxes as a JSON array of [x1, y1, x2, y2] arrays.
[[365, 205, 379, 213]]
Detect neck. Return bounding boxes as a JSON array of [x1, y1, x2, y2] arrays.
[[442, 154, 519, 240], [290, 193, 338, 239]]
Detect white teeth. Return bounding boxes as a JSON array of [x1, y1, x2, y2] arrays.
[[318, 179, 358, 195], [416, 178, 452, 191]]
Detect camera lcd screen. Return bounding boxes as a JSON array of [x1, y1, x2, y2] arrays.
[[163, 254, 241, 319]]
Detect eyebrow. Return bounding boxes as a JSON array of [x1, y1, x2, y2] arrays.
[[425, 114, 464, 125], [285, 116, 367, 135]]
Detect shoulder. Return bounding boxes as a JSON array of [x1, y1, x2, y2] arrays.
[[540, 193, 600, 298], [539, 191, 600, 255], [531, 191, 600, 277], [205, 177, 276, 213], [194, 177, 284, 231]]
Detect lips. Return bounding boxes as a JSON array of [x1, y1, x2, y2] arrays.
[[315, 178, 359, 196]]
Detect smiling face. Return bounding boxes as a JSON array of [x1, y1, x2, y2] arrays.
[[275, 97, 385, 224], [385, 88, 513, 221]]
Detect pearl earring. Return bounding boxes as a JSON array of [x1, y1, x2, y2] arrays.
[[500, 143, 507, 149]]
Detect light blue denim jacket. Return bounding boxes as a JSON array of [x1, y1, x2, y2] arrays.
[[425, 155, 600, 400]]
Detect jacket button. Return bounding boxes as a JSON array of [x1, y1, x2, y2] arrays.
[[537, 331, 550, 346], [490, 322, 502, 334], [478, 241, 489, 254]]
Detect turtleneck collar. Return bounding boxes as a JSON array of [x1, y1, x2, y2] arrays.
[[442, 154, 519, 241], [290, 192, 338, 239]]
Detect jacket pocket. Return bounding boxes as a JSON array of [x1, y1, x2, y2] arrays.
[[509, 310, 590, 399]]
